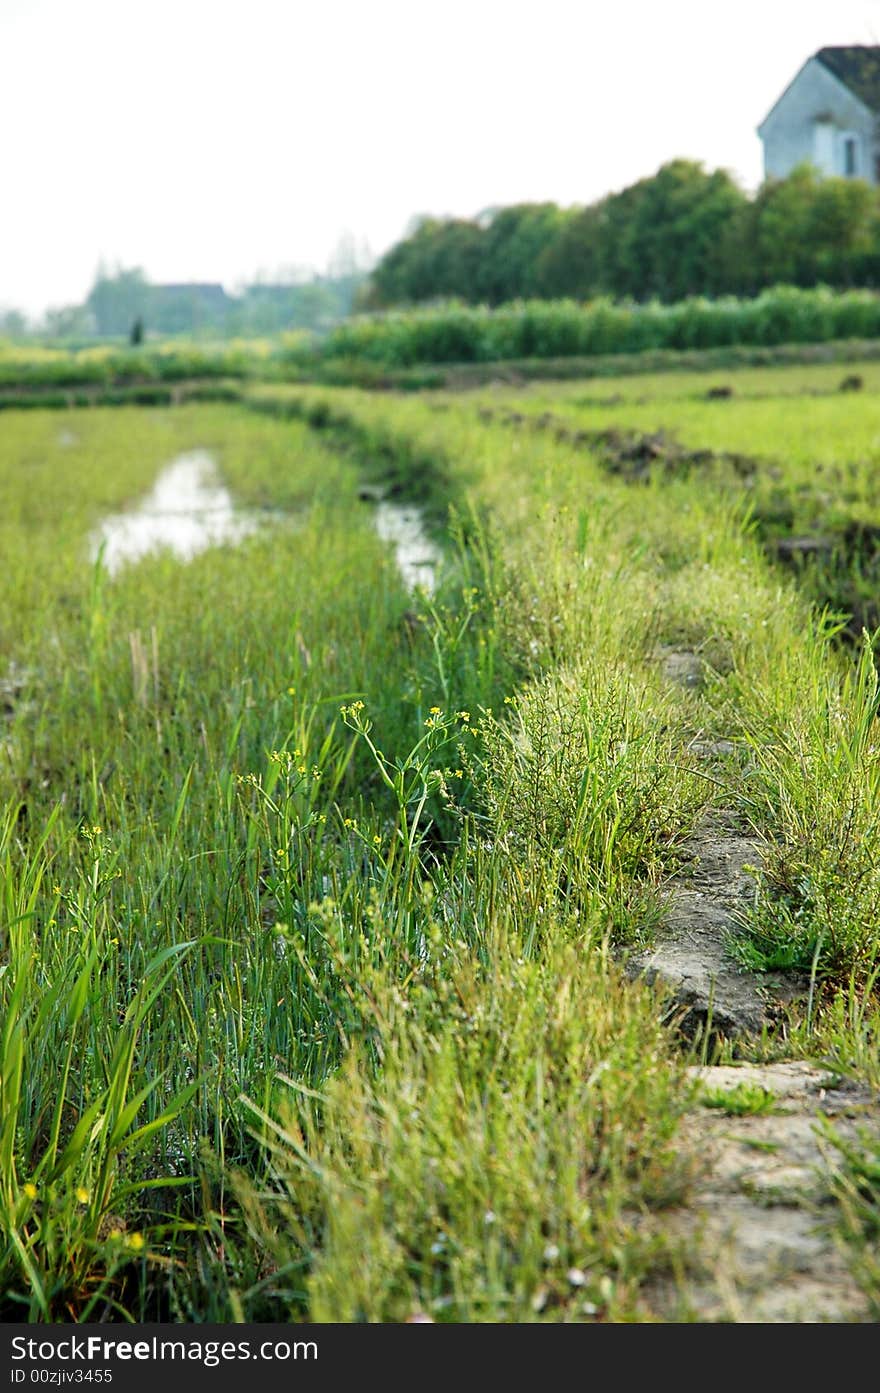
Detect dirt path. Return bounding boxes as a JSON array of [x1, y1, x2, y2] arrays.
[[632, 647, 880, 1321], [644, 1063, 878, 1321], [629, 808, 803, 1039]]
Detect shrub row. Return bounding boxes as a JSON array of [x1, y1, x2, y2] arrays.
[[297, 287, 880, 369]]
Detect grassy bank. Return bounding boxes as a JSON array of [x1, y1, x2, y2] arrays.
[[2, 370, 880, 1320]]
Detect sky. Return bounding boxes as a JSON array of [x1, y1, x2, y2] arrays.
[[3, 0, 880, 318]]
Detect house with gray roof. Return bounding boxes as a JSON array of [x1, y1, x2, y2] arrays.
[[758, 47, 880, 185]]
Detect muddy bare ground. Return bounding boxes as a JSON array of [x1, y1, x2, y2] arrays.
[[628, 646, 880, 1320], [479, 405, 763, 481]]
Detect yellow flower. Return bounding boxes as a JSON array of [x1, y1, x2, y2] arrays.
[[458, 711, 470, 722], [429, 705, 441, 715], [373, 835, 382, 846], [23, 1183, 37, 1201], [53, 884, 62, 895], [75, 1187, 90, 1205], [127, 1232, 145, 1252], [287, 685, 296, 695]]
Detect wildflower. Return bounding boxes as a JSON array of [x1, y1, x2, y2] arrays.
[[276, 848, 287, 860], [287, 686, 296, 695], [373, 835, 382, 847], [75, 1187, 90, 1205], [23, 1183, 37, 1201], [458, 711, 470, 722], [429, 705, 441, 715], [53, 884, 62, 895], [127, 1232, 145, 1252]]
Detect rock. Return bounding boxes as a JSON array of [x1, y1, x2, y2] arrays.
[[357, 483, 386, 503], [774, 535, 833, 560], [639, 1060, 880, 1322], [658, 648, 704, 690], [628, 813, 807, 1040]]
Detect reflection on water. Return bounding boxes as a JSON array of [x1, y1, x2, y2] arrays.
[[91, 450, 263, 574], [374, 500, 441, 594], [92, 449, 441, 592]]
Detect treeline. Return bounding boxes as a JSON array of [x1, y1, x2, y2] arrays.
[[10, 267, 368, 342], [85, 269, 365, 339], [366, 161, 880, 308]]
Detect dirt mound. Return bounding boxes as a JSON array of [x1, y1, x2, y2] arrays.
[[482, 407, 761, 482]]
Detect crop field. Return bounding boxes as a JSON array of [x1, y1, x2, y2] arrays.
[[3, 363, 880, 1322]]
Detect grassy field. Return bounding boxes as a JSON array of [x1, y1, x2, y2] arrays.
[[2, 366, 880, 1321]]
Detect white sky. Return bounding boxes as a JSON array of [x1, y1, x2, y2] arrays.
[[3, 0, 880, 317]]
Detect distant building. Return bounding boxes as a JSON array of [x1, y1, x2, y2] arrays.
[[150, 282, 233, 333], [758, 46, 880, 185]]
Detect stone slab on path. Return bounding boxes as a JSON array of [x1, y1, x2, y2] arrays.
[[641, 1062, 880, 1322], [629, 812, 806, 1039]]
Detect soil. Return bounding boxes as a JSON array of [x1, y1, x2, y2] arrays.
[[479, 406, 763, 482]]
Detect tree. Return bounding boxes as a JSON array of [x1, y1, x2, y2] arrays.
[[474, 204, 566, 303], [367, 217, 485, 306], [596, 161, 749, 301], [86, 266, 150, 337], [533, 206, 605, 299], [42, 304, 95, 338], [0, 309, 28, 339]]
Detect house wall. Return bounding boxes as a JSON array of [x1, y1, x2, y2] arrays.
[[758, 56, 879, 184]]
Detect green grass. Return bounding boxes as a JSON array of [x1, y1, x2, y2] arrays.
[[699, 1082, 778, 1117], [2, 367, 880, 1320]]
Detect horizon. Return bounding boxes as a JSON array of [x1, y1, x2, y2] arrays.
[[4, 0, 880, 319]]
